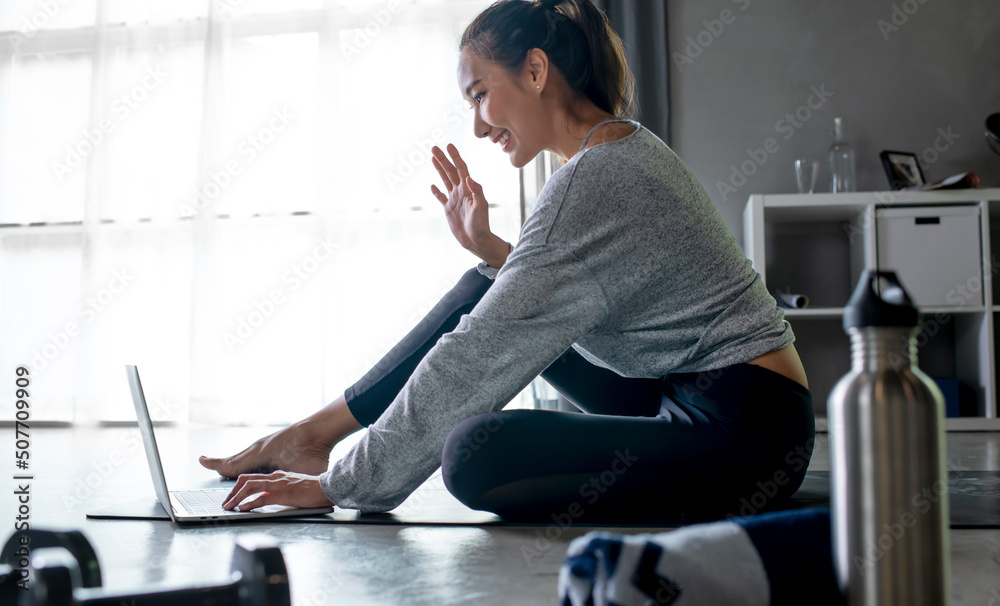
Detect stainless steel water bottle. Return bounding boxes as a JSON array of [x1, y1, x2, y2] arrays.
[[829, 270, 950, 605]]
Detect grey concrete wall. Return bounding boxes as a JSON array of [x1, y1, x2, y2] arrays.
[[667, 0, 1000, 244]]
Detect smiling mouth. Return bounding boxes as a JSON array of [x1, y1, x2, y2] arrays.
[[497, 129, 511, 151]]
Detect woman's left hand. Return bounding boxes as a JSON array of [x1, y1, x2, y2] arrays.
[[221, 470, 333, 511]]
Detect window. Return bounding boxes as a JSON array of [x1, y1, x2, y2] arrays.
[[0, 0, 523, 425]]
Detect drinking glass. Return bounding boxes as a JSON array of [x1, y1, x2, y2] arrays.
[[794, 158, 819, 194]]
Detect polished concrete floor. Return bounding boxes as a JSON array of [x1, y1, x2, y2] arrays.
[[2, 426, 999, 605]]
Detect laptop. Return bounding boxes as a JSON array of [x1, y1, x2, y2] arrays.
[[125, 364, 335, 522]]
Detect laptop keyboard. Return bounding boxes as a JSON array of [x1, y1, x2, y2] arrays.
[[173, 488, 245, 516]]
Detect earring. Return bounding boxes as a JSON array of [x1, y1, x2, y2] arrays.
[[536, 85, 540, 89]]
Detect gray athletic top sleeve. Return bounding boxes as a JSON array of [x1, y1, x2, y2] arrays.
[[318, 120, 794, 512]]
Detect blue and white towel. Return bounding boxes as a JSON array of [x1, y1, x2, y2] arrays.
[[559, 508, 842, 606]]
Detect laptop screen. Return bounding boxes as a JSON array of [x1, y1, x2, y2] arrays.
[[125, 365, 177, 520]]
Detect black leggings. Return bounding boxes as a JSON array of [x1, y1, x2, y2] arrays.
[[345, 267, 816, 521]]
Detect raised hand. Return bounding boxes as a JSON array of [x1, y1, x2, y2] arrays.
[[430, 144, 510, 269]]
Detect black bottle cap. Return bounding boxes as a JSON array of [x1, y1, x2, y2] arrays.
[[843, 270, 920, 329]]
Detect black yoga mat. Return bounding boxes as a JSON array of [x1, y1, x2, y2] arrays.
[[284, 470, 1000, 528], [783, 470, 1000, 529], [88, 470, 1000, 528]]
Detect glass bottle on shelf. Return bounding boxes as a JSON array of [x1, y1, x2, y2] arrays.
[[829, 117, 857, 193]]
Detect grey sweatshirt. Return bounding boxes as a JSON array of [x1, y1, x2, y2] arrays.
[[318, 120, 794, 512]]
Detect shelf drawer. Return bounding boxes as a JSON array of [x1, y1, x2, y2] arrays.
[[875, 205, 982, 307]]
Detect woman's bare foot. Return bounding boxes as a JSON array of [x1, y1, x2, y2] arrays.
[[199, 422, 332, 479]]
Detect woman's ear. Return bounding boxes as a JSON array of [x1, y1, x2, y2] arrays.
[[523, 48, 549, 91]]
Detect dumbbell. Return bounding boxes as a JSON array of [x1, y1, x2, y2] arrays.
[[21, 533, 290, 606], [0, 529, 102, 605], [2, 562, 18, 602]]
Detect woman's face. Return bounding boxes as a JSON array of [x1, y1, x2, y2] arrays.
[[457, 50, 544, 168]]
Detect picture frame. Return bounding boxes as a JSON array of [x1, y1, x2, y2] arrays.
[[879, 150, 926, 190]]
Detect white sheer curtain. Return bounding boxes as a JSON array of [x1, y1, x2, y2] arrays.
[[0, 0, 523, 425]]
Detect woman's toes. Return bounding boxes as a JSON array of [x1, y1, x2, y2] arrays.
[[199, 455, 232, 477], [199, 454, 263, 478], [199, 455, 221, 470], [197, 428, 329, 478]]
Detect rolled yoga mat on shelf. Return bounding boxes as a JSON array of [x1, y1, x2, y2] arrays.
[[774, 292, 809, 309]]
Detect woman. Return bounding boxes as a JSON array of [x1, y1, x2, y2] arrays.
[[201, 0, 814, 521]]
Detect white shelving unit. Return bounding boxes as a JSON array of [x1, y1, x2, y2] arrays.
[[743, 188, 1000, 431]]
